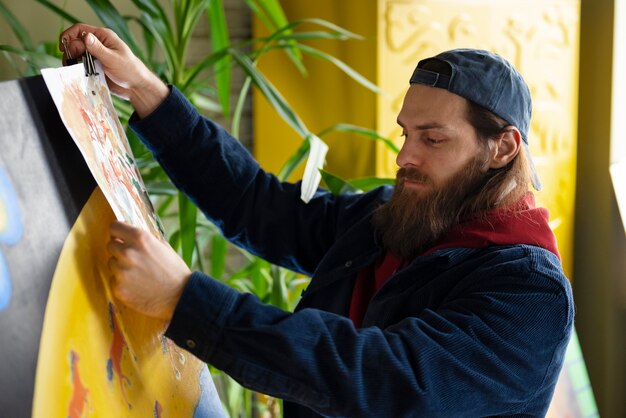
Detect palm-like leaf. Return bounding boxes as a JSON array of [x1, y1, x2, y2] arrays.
[[85, 0, 146, 62], [178, 192, 198, 266], [207, 0, 231, 115], [0, 1, 33, 49], [0, 45, 61, 73], [128, 0, 177, 80], [245, 0, 306, 75], [318, 123, 400, 153], [321, 169, 396, 196], [231, 49, 309, 138], [34, 0, 80, 25]]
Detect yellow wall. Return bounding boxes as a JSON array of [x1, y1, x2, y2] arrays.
[[253, 0, 378, 180]]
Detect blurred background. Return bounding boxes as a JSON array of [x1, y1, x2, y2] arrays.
[[1, 0, 624, 416]]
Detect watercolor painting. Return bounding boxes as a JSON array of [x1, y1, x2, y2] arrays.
[[41, 62, 163, 238]]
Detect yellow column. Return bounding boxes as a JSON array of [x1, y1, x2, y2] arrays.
[[254, 0, 580, 276]]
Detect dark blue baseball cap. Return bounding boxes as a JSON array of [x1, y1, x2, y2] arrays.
[[409, 48, 542, 191]]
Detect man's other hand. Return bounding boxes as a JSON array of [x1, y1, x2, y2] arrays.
[[107, 221, 191, 321]]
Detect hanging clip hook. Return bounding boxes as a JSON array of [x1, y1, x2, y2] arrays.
[[61, 37, 72, 60], [61, 37, 78, 66]]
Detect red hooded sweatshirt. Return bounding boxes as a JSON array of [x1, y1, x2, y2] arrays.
[[349, 193, 560, 328]]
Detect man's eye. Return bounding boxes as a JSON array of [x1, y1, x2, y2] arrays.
[[427, 137, 443, 145]]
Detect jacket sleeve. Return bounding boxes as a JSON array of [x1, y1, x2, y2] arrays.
[[165, 248, 574, 417], [130, 86, 364, 276]]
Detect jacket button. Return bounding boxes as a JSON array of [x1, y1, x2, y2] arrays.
[[186, 339, 196, 349], [345, 260, 352, 268]]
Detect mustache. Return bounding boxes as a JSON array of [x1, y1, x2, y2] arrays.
[[397, 167, 432, 185]]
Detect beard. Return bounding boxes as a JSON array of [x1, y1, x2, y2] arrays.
[[372, 154, 490, 260]]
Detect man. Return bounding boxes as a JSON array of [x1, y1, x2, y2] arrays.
[[60, 24, 573, 417]]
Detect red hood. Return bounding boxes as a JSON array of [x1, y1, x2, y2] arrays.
[[423, 193, 560, 259]]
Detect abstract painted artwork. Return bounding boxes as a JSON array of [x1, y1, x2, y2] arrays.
[[32, 188, 223, 417], [0, 167, 22, 311]]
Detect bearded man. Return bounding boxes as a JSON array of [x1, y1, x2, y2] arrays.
[[61, 24, 573, 417]]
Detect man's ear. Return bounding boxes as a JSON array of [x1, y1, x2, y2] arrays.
[[488, 126, 521, 169]]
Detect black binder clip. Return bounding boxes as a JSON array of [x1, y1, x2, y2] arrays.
[[83, 48, 99, 77], [80, 32, 99, 77], [61, 33, 99, 77]]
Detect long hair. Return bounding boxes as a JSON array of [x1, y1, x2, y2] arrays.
[[418, 59, 533, 220], [459, 101, 532, 219]]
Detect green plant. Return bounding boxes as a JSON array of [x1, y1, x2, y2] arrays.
[[0, 0, 396, 416]]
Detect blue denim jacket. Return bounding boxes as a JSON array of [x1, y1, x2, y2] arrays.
[[131, 88, 574, 417]]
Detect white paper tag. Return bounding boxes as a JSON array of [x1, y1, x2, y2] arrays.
[[300, 134, 328, 203]]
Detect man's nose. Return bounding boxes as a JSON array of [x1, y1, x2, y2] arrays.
[[396, 137, 422, 169]]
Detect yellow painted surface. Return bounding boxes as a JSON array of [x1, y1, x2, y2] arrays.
[[253, 0, 378, 181], [255, 0, 580, 276], [32, 188, 207, 417]]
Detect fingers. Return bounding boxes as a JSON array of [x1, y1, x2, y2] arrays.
[[60, 23, 102, 42], [109, 220, 143, 243], [107, 241, 135, 305], [59, 24, 114, 51], [107, 261, 131, 306], [60, 23, 168, 114], [105, 219, 189, 320], [107, 236, 135, 275], [107, 237, 128, 258], [108, 221, 156, 265], [81, 31, 116, 65], [107, 254, 125, 274], [59, 24, 125, 65], [107, 236, 145, 270], [59, 24, 100, 59]]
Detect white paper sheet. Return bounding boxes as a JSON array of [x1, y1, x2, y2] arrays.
[[41, 62, 163, 237]]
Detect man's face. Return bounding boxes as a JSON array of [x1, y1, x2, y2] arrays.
[[395, 84, 487, 194], [372, 84, 492, 259]]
